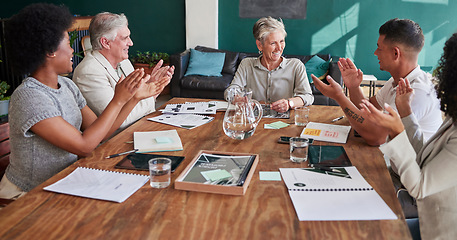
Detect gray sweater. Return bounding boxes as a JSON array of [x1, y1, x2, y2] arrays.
[[6, 76, 86, 191]]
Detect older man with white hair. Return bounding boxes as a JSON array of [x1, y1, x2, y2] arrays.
[[73, 12, 174, 130]]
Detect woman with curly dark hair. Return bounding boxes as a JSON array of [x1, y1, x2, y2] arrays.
[[359, 33, 457, 239], [0, 3, 165, 198]]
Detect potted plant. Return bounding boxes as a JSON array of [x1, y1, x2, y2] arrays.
[[0, 81, 11, 117], [130, 51, 171, 95], [130, 51, 170, 75]]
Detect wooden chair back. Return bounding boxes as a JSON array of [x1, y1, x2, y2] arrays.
[[81, 35, 92, 56], [0, 122, 13, 207], [0, 122, 10, 179]]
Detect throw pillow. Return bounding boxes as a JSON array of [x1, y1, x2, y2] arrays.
[[184, 48, 226, 77], [305, 55, 331, 83], [195, 46, 240, 75]]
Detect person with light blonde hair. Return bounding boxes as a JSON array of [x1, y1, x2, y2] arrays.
[[225, 16, 313, 112]]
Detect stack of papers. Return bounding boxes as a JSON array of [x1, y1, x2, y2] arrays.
[[148, 114, 214, 129], [264, 121, 290, 129], [162, 102, 217, 115], [154, 102, 219, 129]]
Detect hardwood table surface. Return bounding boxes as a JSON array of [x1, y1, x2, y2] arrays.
[[0, 98, 411, 240]]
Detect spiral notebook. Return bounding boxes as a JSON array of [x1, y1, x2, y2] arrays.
[[279, 167, 397, 221], [43, 167, 149, 203]]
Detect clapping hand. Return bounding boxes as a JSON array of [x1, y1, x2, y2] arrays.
[[147, 59, 174, 83], [113, 68, 145, 104], [134, 60, 175, 100], [359, 100, 404, 139], [395, 78, 414, 118], [312, 74, 345, 101], [338, 58, 363, 89]]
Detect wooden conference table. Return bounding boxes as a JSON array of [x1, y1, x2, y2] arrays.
[[0, 98, 411, 239]]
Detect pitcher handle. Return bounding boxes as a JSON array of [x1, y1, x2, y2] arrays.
[[251, 99, 263, 125]]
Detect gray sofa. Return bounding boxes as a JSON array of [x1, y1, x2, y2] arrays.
[[170, 46, 343, 106]]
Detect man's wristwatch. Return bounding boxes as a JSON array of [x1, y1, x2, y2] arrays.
[[288, 99, 294, 110]]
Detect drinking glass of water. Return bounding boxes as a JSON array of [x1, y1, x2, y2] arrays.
[[289, 137, 309, 163], [148, 158, 171, 188]]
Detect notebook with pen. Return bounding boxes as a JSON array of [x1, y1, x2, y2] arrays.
[[115, 153, 185, 172]]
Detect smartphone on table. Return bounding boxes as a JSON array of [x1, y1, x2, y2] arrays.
[[278, 136, 314, 144]]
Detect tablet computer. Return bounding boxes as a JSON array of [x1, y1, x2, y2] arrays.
[[115, 153, 185, 172], [307, 145, 352, 167]]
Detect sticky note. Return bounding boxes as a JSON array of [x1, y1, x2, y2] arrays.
[[259, 171, 282, 181], [303, 128, 321, 136], [201, 169, 232, 181], [268, 121, 290, 129], [155, 137, 173, 144]]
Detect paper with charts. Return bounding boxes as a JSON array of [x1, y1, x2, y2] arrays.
[[300, 122, 351, 143], [279, 167, 397, 221], [148, 113, 214, 129], [162, 102, 217, 114]]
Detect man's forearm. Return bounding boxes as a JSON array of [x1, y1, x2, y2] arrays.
[[348, 86, 366, 109], [343, 107, 365, 123], [335, 96, 388, 146]]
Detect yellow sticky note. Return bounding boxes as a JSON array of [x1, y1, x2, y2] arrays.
[[303, 128, 321, 136]]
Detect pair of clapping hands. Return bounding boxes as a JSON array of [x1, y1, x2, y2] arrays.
[[311, 58, 412, 139], [113, 59, 174, 105]]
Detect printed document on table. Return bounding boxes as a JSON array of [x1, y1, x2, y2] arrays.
[[300, 122, 351, 143], [162, 102, 217, 114], [279, 167, 397, 221], [44, 167, 149, 203], [148, 113, 214, 129]]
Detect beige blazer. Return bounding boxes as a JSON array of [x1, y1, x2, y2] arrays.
[[381, 115, 457, 239], [73, 50, 156, 129]]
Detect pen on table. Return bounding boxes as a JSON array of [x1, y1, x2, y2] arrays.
[[105, 149, 138, 159], [313, 166, 343, 173], [331, 116, 344, 122]]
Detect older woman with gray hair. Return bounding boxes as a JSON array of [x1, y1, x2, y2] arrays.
[[226, 16, 313, 112]]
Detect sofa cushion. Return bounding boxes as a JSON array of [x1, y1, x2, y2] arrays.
[[184, 48, 225, 77], [180, 73, 233, 91], [305, 55, 331, 83], [195, 46, 240, 75]]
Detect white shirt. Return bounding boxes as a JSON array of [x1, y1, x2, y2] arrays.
[[376, 66, 442, 141]]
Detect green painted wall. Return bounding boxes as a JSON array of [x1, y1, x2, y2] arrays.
[[0, 0, 186, 56], [2, 0, 457, 80], [219, 0, 457, 80]]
